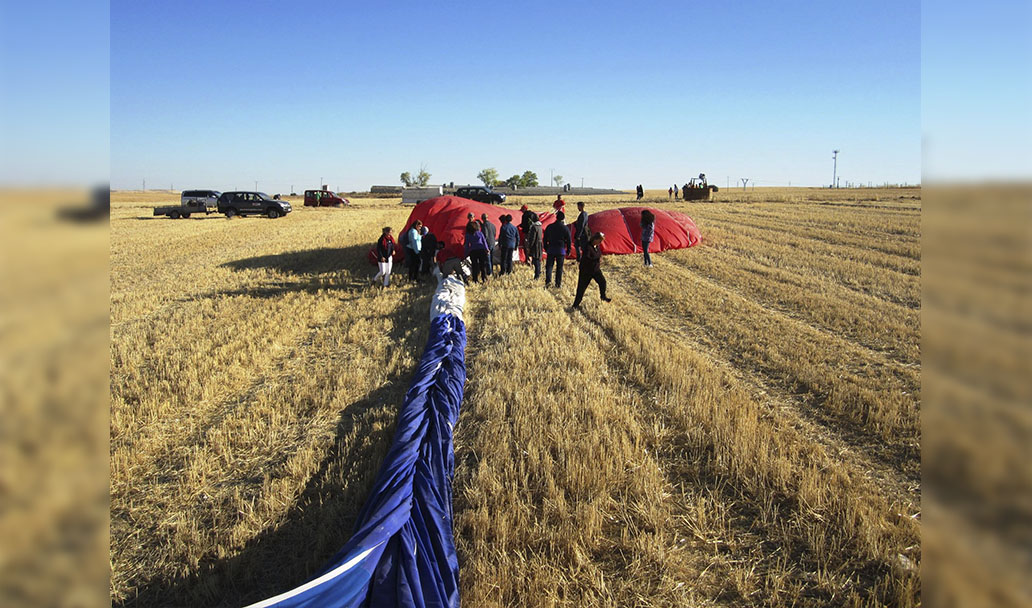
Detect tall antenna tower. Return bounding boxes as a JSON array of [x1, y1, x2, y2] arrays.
[[832, 150, 840, 188]]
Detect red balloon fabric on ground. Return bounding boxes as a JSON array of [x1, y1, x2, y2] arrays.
[[395, 197, 700, 264]]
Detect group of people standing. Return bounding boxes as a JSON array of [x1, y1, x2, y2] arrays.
[[370, 200, 612, 308]]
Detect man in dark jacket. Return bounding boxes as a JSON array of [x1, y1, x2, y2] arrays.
[[524, 212, 544, 280], [497, 214, 519, 275], [572, 232, 611, 308], [573, 201, 589, 260], [480, 213, 496, 276], [543, 211, 571, 288], [420, 228, 438, 277]]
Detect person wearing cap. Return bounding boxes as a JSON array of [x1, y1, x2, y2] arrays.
[[572, 232, 611, 308]]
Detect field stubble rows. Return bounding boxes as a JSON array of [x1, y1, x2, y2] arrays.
[[110, 188, 921, 607]]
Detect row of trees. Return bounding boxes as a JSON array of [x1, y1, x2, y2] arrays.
[[477, 168, 564, 189], [400, 166, 563, 189]]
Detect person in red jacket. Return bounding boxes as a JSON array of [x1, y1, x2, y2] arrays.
[[572, 232, 611, 309], [553, 194, 565, 213]]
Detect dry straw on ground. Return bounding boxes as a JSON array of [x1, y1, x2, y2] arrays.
[[110, 187, 921, 607]]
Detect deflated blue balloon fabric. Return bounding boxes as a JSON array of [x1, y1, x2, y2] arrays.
[[247, 314, 466, 608]]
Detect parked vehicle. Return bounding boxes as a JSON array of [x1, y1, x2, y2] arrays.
[[454, 185, 506, 204], [153, 189, 222, 219], [304, 189, 350, 207], [401, 186, 443, 205], [217, 191, 292, 218]]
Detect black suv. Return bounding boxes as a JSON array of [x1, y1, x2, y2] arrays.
[[454, 186, 506, 204], [217, 191, 292, 218]]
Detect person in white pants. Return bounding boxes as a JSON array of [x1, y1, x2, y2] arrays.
[[372, 226, 396, 287]]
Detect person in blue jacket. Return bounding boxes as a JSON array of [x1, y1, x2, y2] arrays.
[[405, 220, 423, 282], [497, 214, 519, 275], [464, 222, 490, 283], [543, 211, 571, 288], [640, 209, 656, 267]]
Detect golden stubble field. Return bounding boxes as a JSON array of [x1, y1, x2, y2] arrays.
[[110, 187, 922, 607]]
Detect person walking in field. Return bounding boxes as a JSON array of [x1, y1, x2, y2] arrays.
[[524, 212, 544, 280], [668, 186, 673, 199], [543, 211, 571, 288], [498, 214, 519, 275], [640, 209, 656, 267], [636, 184, 644, 201], [573, 201, 589, 261], [480, 213, 496, 276], [464, 221, 490, 283], [372, 226, 396, 288], [572, 232, 611, 309], [673, 183, 679, 199], [405, 220, 423, 282]]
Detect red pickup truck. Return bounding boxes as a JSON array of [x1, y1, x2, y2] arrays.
[[304, 189, 350, 207]]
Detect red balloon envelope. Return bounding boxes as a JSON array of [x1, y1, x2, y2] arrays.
[[390, 197, 700, 264]]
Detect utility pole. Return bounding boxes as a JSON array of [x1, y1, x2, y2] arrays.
[[740, 178, 749, 190], [727, 176, 730, 189], [255, 180, 258, 192], [832, 149, 839, 188], [581, 177, 584, 188], [142, 179, 146, 192]]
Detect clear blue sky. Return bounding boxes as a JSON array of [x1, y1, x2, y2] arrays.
[[108, 0, 921, 191]]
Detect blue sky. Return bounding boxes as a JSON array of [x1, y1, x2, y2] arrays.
[[106, 0, 921, 191]]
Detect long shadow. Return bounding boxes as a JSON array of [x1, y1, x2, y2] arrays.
[[117, 259, 435, 607], [221, 246, 375, 277]]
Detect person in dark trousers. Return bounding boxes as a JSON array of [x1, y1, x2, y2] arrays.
[[543, 211, 571, 288], [524, 212, 544, 280], [420, 227, 438, 277], [372, 226, 396, 288], [405, 220, 423, 282], [636, 184, 643, 200], [498, 214, 519, 275], [668, 186, 673, 199], [464, 221, 490, 283], [480, 213, 496, 276], [673, 183, 679, 199], [640, 209, 656, 267], [682, 183, 689, 199], [572, 232, 611, 308], [573, 201, 589, 261], [519, 205, 533, 263]]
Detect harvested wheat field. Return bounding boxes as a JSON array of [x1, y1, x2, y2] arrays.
[[110, 187, 921, 607]]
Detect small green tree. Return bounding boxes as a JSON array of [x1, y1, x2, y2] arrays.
[[416, 168, 431, 187], [504, 174, 522, 188], [552, 174, 564, 187], [520, 170, 539, 187], [477, 168, 500, 187], [400, 172, 414, 187]]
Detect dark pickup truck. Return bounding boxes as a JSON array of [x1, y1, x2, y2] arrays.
[[454, 186, 506, 204], [217, 191, 292, 218]]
